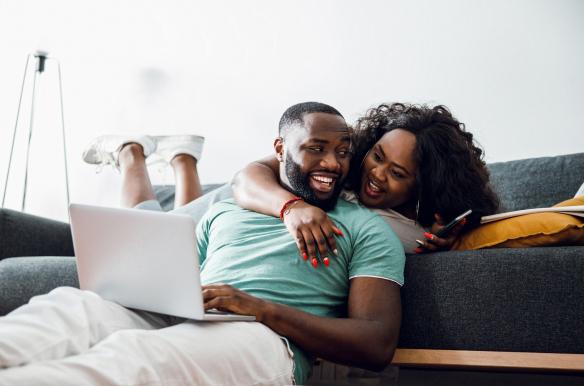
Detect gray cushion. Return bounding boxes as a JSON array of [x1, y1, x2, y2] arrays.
[[488, 152, 584, 211], [0, 256, 78, 315], [399, 246, 584, 353]]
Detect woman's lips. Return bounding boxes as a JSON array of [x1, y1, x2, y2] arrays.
[[363, 178, 384, 199]]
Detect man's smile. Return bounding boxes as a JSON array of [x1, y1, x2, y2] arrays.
[[309, 172, 338, 194]]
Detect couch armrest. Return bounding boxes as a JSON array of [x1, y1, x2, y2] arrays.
[[0, 256, 78, 315], [0, 209, 74, 259]]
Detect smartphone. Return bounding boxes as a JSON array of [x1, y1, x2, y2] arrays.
[[434, 209, 472, 238]]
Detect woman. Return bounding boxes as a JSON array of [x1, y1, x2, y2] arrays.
[[231, 103, 499, 257]]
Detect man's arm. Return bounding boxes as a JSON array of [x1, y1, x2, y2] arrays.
[[203, 276, 401, 371]]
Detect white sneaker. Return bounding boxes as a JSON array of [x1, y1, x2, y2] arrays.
[[82, 134, 157, 168], [150, 135, 205, 164]]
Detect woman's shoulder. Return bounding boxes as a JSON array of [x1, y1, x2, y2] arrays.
[[333, 193, 384, 224], [338, 190, 426, 253], [340, 190, 421, 226]]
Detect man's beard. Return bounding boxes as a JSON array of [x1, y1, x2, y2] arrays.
[[284, 154, 345, 211]]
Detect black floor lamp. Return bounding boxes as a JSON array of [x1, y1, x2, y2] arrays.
[[2, 50, 70, 212]]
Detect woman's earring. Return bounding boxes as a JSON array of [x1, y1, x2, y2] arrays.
[[415, 199, 420, 224]]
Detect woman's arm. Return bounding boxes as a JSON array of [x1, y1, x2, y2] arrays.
[[231, 156, 343, 266], [231, 155, 293, 217]]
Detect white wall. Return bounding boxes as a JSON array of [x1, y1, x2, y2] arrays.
[[1, 0, 583, 221]]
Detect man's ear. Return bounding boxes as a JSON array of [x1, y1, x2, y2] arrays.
[[274, 137, 284, 162]]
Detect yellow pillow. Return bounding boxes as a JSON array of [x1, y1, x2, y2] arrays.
[[453, 196, 584, 250]]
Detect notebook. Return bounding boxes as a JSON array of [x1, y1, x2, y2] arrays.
[[69, 203, 254, 321]]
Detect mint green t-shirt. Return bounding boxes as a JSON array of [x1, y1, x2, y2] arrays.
[[196, 198, 405, 384]]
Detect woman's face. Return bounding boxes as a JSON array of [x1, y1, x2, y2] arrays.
[[358, 129, 418, 213]]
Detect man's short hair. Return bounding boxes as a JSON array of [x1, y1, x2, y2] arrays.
[[278, 102, 344, 137]]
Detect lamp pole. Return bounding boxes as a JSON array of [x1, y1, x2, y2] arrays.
[[1, 50, 70, 212]]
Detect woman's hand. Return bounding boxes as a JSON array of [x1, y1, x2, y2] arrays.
[[282, 201, 344, 267], [415, 214, 466, 253]]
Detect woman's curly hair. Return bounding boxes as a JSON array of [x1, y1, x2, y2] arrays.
[[348, 103, 499, 229]]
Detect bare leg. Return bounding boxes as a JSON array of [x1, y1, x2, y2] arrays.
[[171, 154, 202, 208], [118, 144, 156, 208]]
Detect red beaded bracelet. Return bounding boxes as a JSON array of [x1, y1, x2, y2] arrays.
[[279, 196, 303, 221]]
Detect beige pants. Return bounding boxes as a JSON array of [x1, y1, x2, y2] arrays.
[[0, 287, 294, 386]]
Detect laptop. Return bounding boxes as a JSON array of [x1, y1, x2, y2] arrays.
[[69, 203, 255, 321]]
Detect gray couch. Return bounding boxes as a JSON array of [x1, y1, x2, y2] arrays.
[[1, 152, 583, 371]]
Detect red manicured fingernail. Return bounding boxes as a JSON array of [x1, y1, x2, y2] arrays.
[[461, 218, 467, 225], [333, 227, 344, 237], [302, 252, 308, 261], [323, 257, 330, 267], [311, 258, 318, 268], [414, 247, 423, 254], [424, 232, 434, 240]]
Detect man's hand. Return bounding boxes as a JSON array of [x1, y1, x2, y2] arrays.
[[202, 284, 268, 321], [205, 279, 401, 371]]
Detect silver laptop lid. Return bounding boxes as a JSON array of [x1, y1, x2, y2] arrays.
[[69, 203, 206, 319]]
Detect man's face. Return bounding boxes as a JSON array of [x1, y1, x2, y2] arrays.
[[276, 112, 351, 211]]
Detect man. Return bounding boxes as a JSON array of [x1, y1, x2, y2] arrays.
[[0, 102, 405, 385]]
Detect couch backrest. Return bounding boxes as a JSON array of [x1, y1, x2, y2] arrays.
[[487, 152, 584, 212], [154, 153, 584, 213]]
